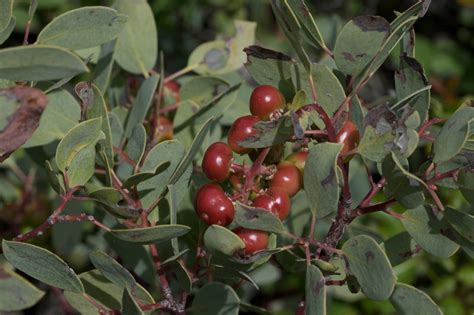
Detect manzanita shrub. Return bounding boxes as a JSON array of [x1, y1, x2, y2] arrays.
[[0, 0, 472, 314]]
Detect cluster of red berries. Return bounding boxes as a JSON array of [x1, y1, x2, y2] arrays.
[[194, 85, 361, 256], [194, 85, 308, 255]]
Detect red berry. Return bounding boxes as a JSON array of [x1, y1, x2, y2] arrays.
[[227, 115, 260, 154], [233, 227, 269, 255], [286, 151, 309, 174], [202, 142, 233, 182], [195, 183, 235, 226], [155, 116, 173, 142], [252, 187, 291, 220], [249, 85, 286, 120], [164, 80, 180, 103], [336, 121, 360, 159], [269, 161, 302, 197]]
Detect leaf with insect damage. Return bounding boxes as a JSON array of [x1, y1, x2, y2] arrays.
[[0, 86, 48, 162]]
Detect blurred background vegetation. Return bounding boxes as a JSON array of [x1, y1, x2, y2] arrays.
[[2, 0, 474, 314]]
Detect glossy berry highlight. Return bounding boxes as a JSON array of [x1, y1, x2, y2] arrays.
[[253, 187, 291, 220], [227, 115, 260, 154], [249, 85, 286, 120], [269, 161, 302, 197], [195, 183, 234, 226], [336, 121, 360, 159], [202, 142, 233, 182]]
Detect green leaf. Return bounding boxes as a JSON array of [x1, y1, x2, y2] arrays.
[[0, 16, 15, 45], [243, 45, 295, 98], [203, 225, 245, 256], [23, 89, 81, 148], [235, 203, 285, 234], [89, 250, 136, 291], [2, 240, 84, 293], [0, 45, 89, 81], [168, 184, 180, 255], [239, 115, 294, 149], [304, 143, 343, 218], [291, 63, 347, 124], [383, 232, 419, 267], [0, 268, 45, 311], [349, 3, 423, 97], [348, 155, 372, 208], [305, 265, 326, 315], [55, 117, 102, 172], [170, 117, 213, 184], [382, 153, 425, 209], [285, 0, 327, 51], [433, 106, 474, 163], [390, 283, 442, 315], [358, 125, 395, 162], [271, 0, 311, 71], [37, 6, 127, 50], [137, 140, 185, 209], [124, 73, 159, 138], [113, 0, 157, 75], [122, 289, 144, 315], [95, 40, 117, 93], [66, 142, 97, 187], [189, 20, 255, 75], [342, 235, 396, 301], [0, 0, 13, 32], [394, 56, 430, 121], [122, 163, 169, 189], [174, 77, 240, 133], [87, 84, 114, 166], [89, 187, 138, 219], [64, 270, 154, 315], [458, 169, 474, 205], [191, 282, 240, 315], [445, 207, 474, 243], [109, 111, 125, 148], [402, 205, 460, 258], [334, 16, 390, 76], [110, 225, 190, 244]]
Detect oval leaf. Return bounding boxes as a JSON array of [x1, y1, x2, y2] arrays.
[[113, 0, 157, 75], [55, 117, 103, 172], [191, 282, 239, 315], [402, 205, 460, 258], [305, 265, 326, 315], [304, 142, 343, 218], [390, 283, 442, 315], [433, 106, 474, 163], [124, 74, 159, 138], [0, 0, 13, 31], [342, 235, 396, 301], [235, 203, 285, 234], [0, 268, 45, 311], [203, 225, 245, 256], [0, 45, 89, 81], [37, 6, 127, 50], [2, 240, 84, 293], [90, 250, 136, 291], [110, 225, 190, 244], [334, 15, 390, 76], [64, 270, 154, 315]]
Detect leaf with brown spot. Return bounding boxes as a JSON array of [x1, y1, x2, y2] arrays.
[[0, 86, 48, 162]]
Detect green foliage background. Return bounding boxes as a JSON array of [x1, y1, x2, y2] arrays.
[[1, 0, 473, 314]]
